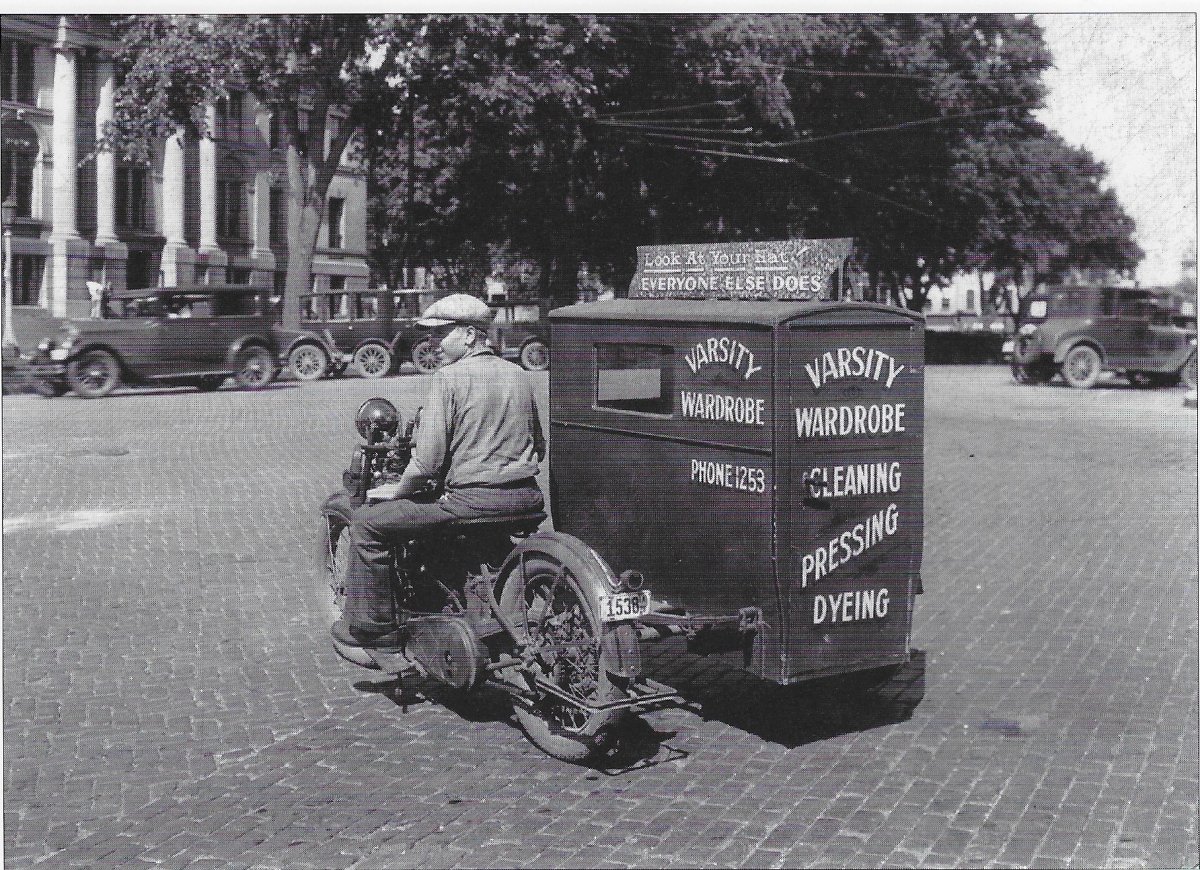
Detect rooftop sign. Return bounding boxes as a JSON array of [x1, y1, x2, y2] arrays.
[[629, 238, 854, 301]]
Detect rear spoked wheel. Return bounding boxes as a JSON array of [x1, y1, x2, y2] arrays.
[[498, 535, 629, 762]]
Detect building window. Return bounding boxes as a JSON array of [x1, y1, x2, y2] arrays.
[[216, 91, 245, 142], [11, 255, 44, 305], [329, 275, 346, 291], [940, 295, 951, 311], [2, 150, 35, 218], [217, 179, 244, 239], [327, 197, 344, 249], [274, 270, 287, 296], [115, 164, 148, 229], [226, 266, 251, 285], [269, 187, 286, 246], [268, 112, 282, 150], [1, 40, 35, 105]]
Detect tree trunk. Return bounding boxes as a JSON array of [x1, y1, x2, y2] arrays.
[[278, 99, 356, 331]]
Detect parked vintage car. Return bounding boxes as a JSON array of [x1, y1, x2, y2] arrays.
[[485, 299, 551, 371], [31, 284, 327, 398], [296, 288, 442, 379], [1010, 286, 1198, 389]]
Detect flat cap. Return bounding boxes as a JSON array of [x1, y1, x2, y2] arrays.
[[417, 293, 494, 327]]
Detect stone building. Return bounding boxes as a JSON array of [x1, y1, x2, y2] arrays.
[[1, 14, 368, 321]]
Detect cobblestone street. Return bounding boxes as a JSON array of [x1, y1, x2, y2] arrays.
[[3, 366, 1197, 869]]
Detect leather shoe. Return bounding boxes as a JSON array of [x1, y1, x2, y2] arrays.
[[331, 618, 406, 651]]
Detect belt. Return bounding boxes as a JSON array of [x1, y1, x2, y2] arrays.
[[449, 477, 538, 491]]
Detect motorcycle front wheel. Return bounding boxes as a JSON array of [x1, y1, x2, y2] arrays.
[[498, 534, 630, 762]]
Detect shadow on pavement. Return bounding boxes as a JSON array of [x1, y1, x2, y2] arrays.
[[642, 641, 926, 749], [354, 646, 925, 767]]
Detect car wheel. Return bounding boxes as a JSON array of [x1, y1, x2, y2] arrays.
[[1183, 352, 1198, 391], [289, 343, 329, 381], [354, 343, 393, 379], [66, 350, 121, 398], [519, 339, 550, 372], [234, 345, 275, 390], [411, 338, 441, 374], [1062, 345, 1102, 389]]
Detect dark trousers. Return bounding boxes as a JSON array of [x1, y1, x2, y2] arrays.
[[342, 481, 544, 632]]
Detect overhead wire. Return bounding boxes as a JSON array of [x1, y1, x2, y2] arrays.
[[632, 137, 946, 221], [766, 102, 1040, 148]]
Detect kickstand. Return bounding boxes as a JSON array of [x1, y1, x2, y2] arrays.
[[387, 675, 410, 712]]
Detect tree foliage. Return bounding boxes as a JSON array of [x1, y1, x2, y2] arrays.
[[106, 14, 1142, 314]]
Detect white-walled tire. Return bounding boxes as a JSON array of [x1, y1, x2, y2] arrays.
[[354, 344, 393, 379], [289, 344, 329, 381]]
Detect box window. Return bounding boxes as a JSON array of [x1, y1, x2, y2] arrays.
[[595, 343, 674, 415]]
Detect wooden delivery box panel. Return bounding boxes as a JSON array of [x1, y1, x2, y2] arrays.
[[549, 296, 923, 684]]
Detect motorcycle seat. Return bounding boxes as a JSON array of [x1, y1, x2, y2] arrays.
[[442, 511, 547, 531]]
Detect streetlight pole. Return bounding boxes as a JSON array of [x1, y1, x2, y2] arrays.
[[2, 196, 16, 352]]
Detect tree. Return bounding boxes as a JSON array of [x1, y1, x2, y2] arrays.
[[367, 14, 618, 301], [105, 15, 394, 328], [359, 14, 1142, 310], [963, 122, 1142, 294]]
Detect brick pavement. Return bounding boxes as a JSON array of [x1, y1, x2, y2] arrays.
[[3, 367, 1196, 869]]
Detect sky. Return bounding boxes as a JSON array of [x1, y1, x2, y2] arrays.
[[1034, 13, 1196, 286]]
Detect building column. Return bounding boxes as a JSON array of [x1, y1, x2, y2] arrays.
[[92, 58, 127, 293], [250, 169, 276, 286], [197, 104, 226, 281], [48, 17, 88, 316], [159, 129, 195, 286], [94, 60, 118, 246]]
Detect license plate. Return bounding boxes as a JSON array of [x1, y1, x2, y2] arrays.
[[598, 590, 652, 623]]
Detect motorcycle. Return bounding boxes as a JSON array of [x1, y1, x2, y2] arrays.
[[318, 398, 678, 762]]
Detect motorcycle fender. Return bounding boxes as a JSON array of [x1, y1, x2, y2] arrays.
[[601, 623, 641, 681]]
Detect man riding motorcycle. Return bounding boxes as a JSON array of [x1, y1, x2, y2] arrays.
[[330, 293, 546, 652]]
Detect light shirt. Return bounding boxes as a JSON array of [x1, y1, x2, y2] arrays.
[[408, 346, 544, 489]]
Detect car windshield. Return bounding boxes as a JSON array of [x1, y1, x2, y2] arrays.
[[493, 304, 540, 324], [115, 295, 165, 318]]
